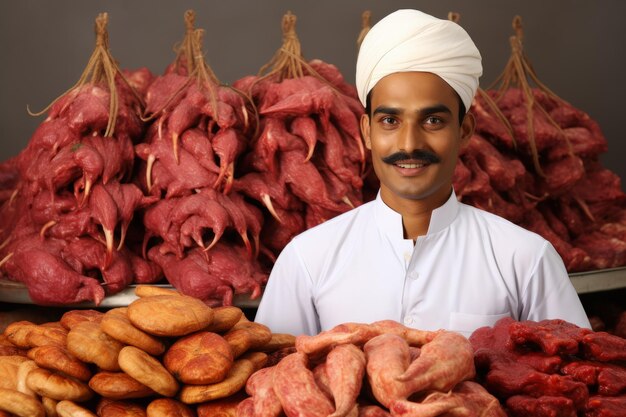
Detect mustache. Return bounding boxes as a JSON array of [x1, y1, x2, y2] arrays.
[[381, 150, 441, 165]]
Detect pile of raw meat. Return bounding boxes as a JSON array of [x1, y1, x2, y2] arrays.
[[454, 19, 626, 272], [231, 11, 367, 255], [0, 14, 161, 305], [471, 317, 626, 417], [134, 12, 269, 307], [238, 320, 506, 416], [0, 10, 367, 307]]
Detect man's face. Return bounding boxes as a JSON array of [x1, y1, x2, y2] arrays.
[[360, 71, 474, 211]]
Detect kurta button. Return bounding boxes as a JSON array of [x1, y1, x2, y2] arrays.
[[404, 252, 411, 261], [404, 316, 413, 325], [408, 271, 419, 280]]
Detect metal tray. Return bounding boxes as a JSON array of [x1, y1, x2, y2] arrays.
[[569, 266, 626, 294], [0, 279, 261, 309], [1, 267, 625, 308]]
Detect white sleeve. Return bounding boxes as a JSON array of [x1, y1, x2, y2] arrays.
[[254, 241, 320, 336], [521, 242, 591, 329]]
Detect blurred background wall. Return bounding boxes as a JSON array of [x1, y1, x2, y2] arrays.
[[1, 0, 624, 188]]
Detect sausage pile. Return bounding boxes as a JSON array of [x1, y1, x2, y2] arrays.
[[470, 317, 626, 417], [0, 286, 295, 416], [238, 320, 505, 416]]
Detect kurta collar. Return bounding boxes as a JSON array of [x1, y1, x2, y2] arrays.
[[374, 189, 460, 240]]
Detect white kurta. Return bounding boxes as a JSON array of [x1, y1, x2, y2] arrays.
[[255, 191, 591, 337]]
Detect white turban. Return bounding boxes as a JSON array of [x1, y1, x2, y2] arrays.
[[356, 9, 482, 111]]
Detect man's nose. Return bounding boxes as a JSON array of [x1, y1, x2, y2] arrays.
[[398, 124, 423, 152]]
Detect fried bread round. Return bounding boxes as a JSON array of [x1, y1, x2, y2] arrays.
[[60, 310, 104, 330], [28, 345, 91, 382], [25, 368, 92, 402], [0, 387, 45, 417], [118, 346, 179, 397], [66, 321, 123, 371], [127, 295, 213, 337], [163, 331, 233, 384], [89, 371, 155, 400], [146, 398, 195, 417], [56, 400, 98, 417], [100, 308, 165, 356]]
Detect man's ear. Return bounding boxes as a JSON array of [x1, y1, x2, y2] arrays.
[[460, 111, 475, 146], [360, 113, 372, 150]]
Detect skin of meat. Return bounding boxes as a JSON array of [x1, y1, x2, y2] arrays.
[[363, 333, 412, 408], [396, 330, 476, 394], [289, 116, 318, 161], [325, 344, 366, 417], [319, 122, 362, 189], [357, 405, 391, 417], [245, 366, 283, 417], [390, 381, 506, 417], [272, 352, 334, 417], [8, 245, 105, 305], [295, 321, 434, 358]]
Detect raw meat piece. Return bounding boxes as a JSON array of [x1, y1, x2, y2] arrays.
[[363, 333, 411, 408], [325, 344, 366, 417], [390, 381, 505, 417], [581, 332, 626, 362], [470, 317, 563, 374], [480, 356, 589, 409], [574, 232, 626, 270], [397, 330, 476, 393], [273, 352, 334, 417], [508, 319, 592, 356], [295, 321, 434, 357], [561, 361, 626, 396], [2, 234, 104, 305], [357, 406, 391, 417], [245, 366, 282, 417], [584, 395, 626, 417], [506, 395, 576, 417]]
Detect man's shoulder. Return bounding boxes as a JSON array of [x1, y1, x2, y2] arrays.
[[458, 202, 548, 247]]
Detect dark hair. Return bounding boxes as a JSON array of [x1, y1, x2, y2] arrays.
[[364, 90, 467, 125]]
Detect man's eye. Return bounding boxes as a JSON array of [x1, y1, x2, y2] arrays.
[[425, 116, 443, 125], [381, 116, 397, 125]]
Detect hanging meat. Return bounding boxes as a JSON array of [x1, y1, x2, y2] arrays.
[[454, 16, 626, 272], [136, 10, 269, 306], [0, 14, 161, 305], [232, 11, 366, 257]]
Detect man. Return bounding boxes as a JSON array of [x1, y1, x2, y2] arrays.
[[255, 9, 590, 337]]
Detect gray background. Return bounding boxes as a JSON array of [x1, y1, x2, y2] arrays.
[[1, 1, 624, 189]]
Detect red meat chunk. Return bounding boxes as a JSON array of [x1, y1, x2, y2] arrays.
[[506, 395, 577, 417], [584, 395, 626, 417], [508, 319, 592, 356], [581, 332, 626, 362], [561, 361, 626, 396]]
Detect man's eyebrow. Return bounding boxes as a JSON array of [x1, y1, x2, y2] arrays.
[[373, 106, 400, 116], [372, 104, 452, 116], [420, 104, 452, 116]]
